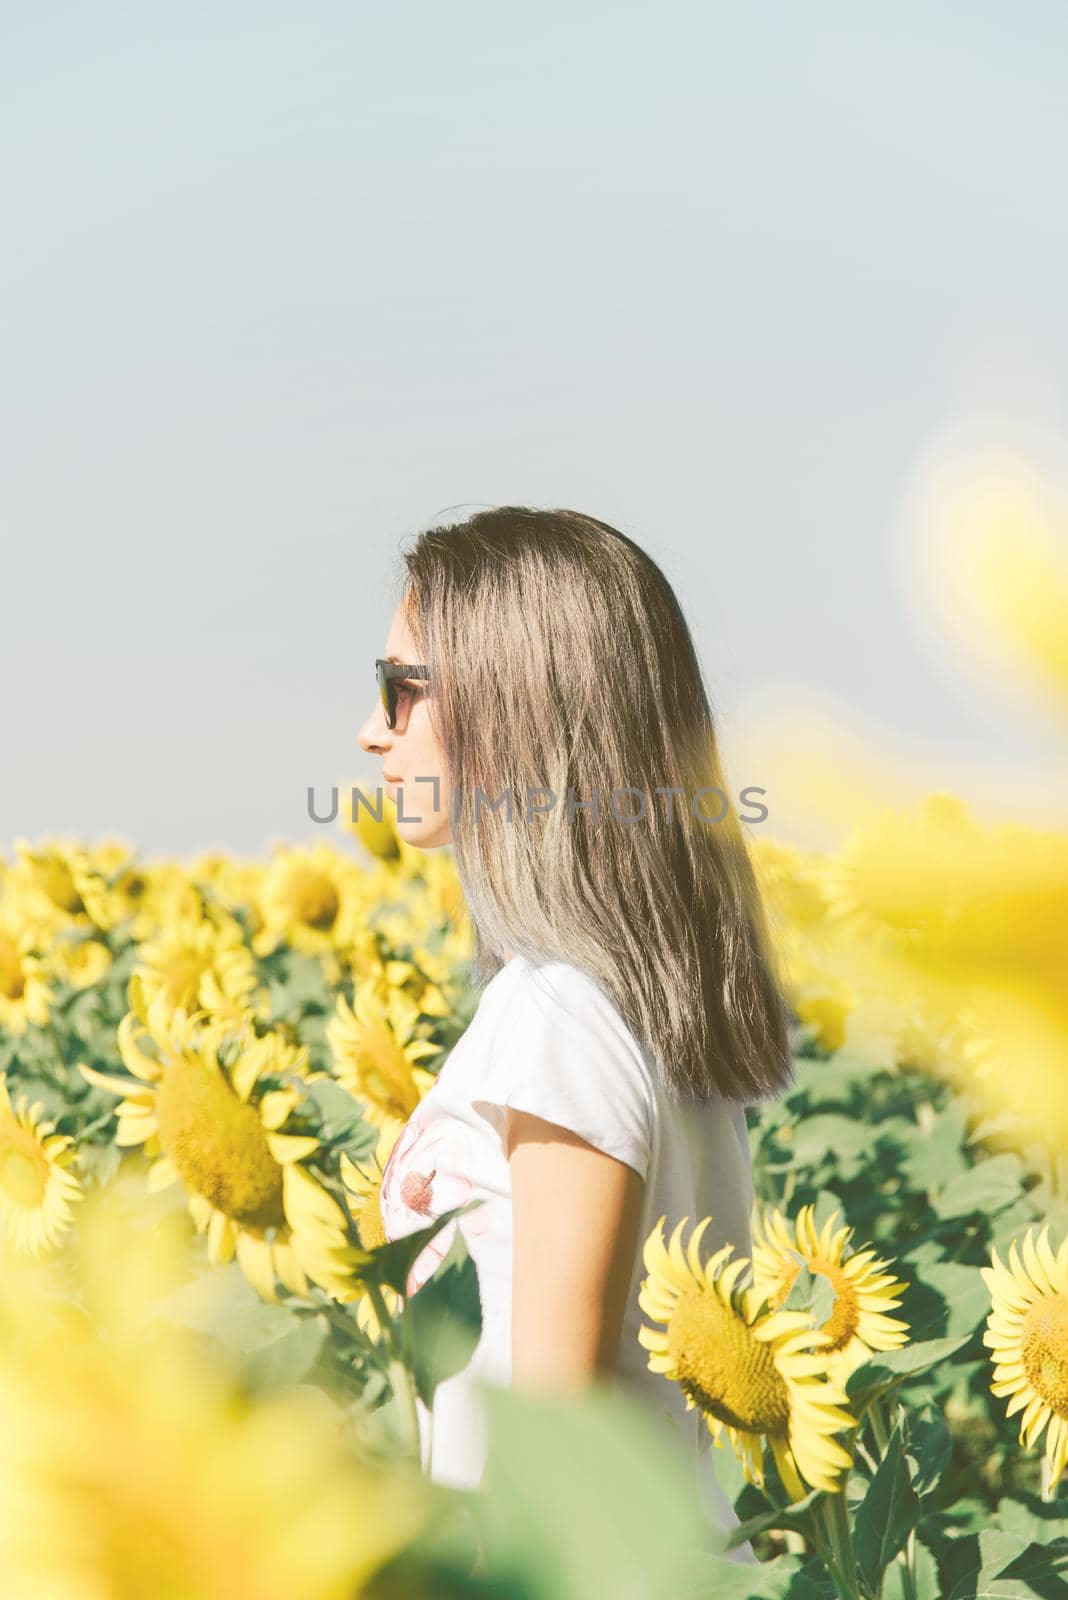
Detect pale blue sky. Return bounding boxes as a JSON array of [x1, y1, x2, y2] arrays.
[[4, 3, 1068, 857]]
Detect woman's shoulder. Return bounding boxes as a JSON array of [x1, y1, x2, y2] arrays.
[[473, 953, 657, 1179], [501, 956, 655, 1080]]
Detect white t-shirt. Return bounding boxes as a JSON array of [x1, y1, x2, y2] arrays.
[[378, 953, 759, 1563]]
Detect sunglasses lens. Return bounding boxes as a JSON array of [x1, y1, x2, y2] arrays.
[[376, 663, 394, 728]]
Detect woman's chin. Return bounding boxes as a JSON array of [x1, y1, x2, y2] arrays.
[[395, 815, 453, 849]]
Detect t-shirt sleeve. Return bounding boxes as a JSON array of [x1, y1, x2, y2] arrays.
[[471, 962, 655, 1182]]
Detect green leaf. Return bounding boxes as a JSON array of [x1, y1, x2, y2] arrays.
[[786, 1115, 874, 1180], [244, 1312, 327, 1389], [403, 1227, 483, 1408], [932, 1154, 1025, 1221], [365, 1199, 486, 1295], [267, 950, 331, 1011], [845, 1336, 972, 1413], [724, 1486, 824, 1546], [299, 1077, 377, 1156], [945, 1529, 1068, 1598], [880, 1537, 941, 1600], [854, 1422, 921, 1596], [905, 1402, 952, 1497], [994, 1492, 1068, 1545], [787, 1051, 882, 1108], [473, 1382, 735, 1600], [905, 1259, 992, 1340], [900, 1103, 971, 1193], [681, 1551, 811, 1597], [154, 1262, 309, 1358], [780, 1557, 837, 1598]]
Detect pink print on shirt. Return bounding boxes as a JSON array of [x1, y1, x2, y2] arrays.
[[380, 1103, 497, 1297]]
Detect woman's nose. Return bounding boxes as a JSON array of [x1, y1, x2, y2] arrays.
[[357, 699, 391, 756]]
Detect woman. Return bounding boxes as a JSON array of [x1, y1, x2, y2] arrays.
[[356, 506, 794, 1558]]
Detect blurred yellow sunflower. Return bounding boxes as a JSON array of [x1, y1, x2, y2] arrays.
[[133, 913, 262, 1026], [10, 836, 95, 929], [341, 1120, 405, 1340], [77, 997, 347, 1304], [750, 1203, 910, 1389], [188, 854, 268, 940], [77, 853, 156, 937], [417, 850, 474, 952], [0, 1192, 422, 1600], [0, 910, 52, 1034], [981, 1223, 1068, 1490], [45, 933, 113, 990], [327, 984, 439, 1125], [284, 1162, 369, 1304], [819, 794, 981, 960], [383, 949, 456, 1020], [638, 1215, 856, 1500], [253, 844, 367, 958], [0, 1077, 82, 1256], [343, 782, 411, 865]]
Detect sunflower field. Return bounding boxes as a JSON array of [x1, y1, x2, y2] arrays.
[[0, 777, 1065, 1600], [3, 478, 1068, 1598]]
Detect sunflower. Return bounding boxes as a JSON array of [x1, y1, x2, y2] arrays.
[[381, 950, 457, 1020], [188, 854, 269, 940], [283, 1162, 370, 1304], [45, 933, 114, 991], [638, 1215, 856, 1500], [341, 1120, 406, 1340], [327, 983, 439, 1126], [76, 848, 156, 937], [132, 913, 262, 1026], [77, 996, 351, 1304], [343, 782, 410, 865], [252, 844, 367, 958], [0, 1194, 422, 1600], [0, 910, 53, 1034], [819, 795, 984, 960], [750, 1204, 910, 1389], [981, 1223, 1068, 1489], [0, 1077, 82, 1256], [11, 836, 95, 929]]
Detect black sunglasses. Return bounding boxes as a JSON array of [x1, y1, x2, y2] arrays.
[[376, 659, 430, 729]]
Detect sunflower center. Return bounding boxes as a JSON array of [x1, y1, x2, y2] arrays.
[[1021, 1294, 1068, 1416], [667, 1287, 792, 1434], [291, 871, 340, 931], [345, 1027, 420, 1118], [154, 1056, 285, 1228], [356, 1188, 388, 1250], [163, 955, 209, 1011], [811, 1257, 860, 1353], [0, 1127, 48, 1207], [0, 937, 26, 1001]]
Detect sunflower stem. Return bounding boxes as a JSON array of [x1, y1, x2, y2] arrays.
[[899, 1527, 919, 1600], [386, 1355, 423, 1465], [814, 1498, 864, 1600], [826, 1490, 864, 1599], [1042, 1455, 1054, 1502], [804, 1508, 846, 1592], [365, 1278, 424, 1471], [75, 1106, 123, 1143], [868, 1396, 891, 1455]]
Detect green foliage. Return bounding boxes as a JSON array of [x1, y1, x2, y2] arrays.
[[853, 1419, 921, 1595]]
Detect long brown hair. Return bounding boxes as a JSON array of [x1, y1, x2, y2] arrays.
[[399, 506, 794, 1106]]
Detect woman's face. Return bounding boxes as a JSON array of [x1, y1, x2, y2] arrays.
[[357, 599, 453, 848]]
